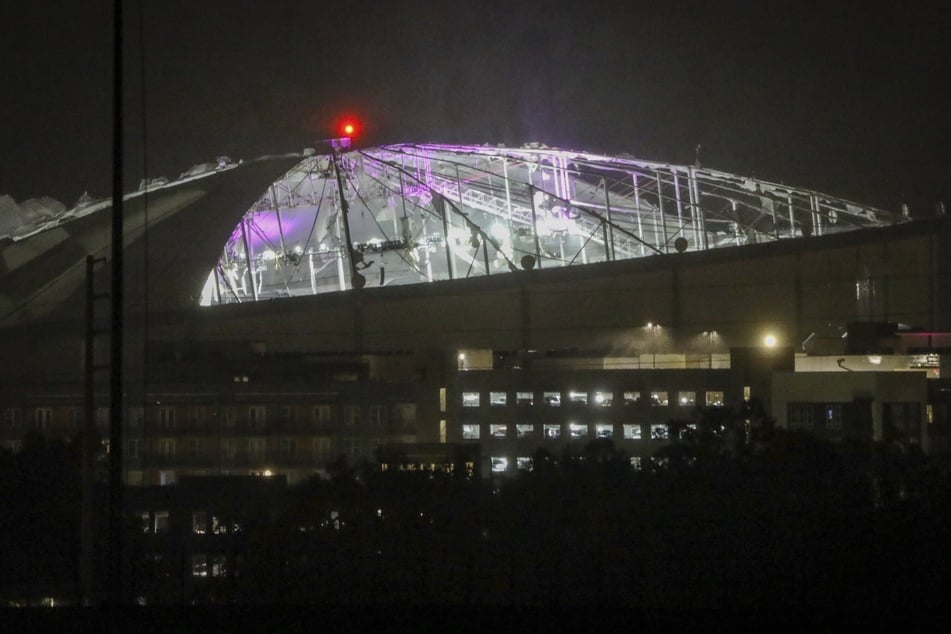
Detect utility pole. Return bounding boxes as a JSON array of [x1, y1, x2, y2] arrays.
[[330, 139, 365, 290], [81, 255, 108, 605], [109, 0, 125, 606]]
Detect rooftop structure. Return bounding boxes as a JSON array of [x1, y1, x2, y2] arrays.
[[199, 143, 904, 305]]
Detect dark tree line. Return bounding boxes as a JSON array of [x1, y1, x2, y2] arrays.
[[3, 406, 951, 608], [0, 433, 85, 604], [233, 406, 951, 608]]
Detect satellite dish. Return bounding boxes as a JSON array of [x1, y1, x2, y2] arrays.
[[351, 272, 366, 289], [520, 255, 536, 270], [674, 237, 688, 253]]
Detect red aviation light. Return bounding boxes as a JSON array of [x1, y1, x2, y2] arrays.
[[339, 118, 358, 138]]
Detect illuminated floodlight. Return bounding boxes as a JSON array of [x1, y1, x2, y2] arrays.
[[763, 334, 777, 348]]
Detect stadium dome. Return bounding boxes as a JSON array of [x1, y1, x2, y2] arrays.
[[199, 143, 901, 305]]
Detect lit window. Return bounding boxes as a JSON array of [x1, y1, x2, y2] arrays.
[[516, 424, 534, 438], [516, 392, 534, 406], [825, 404, 843, 430], [490, 424, 507, 438], [462, 392, 481, 408], [593, 391, 612, 406], [623, 424, 643, 440], [491, 457, 508, 473], [568, 391, 588, 405], [211, 515, 229, 535], [543, 392, 561, 406], [650, 391, 669, 406], [516, 457, 533, 471], [630, 456, 642, 470], [489, 392, 507, 406], [595, 424, 613, 439], [462, 424, 480, 440], [623, 391, 641, 405], [650, 424, 668, 440], [678, 391, 696, 407], [193, 511, 208, 535], [211, 554, 228, 578], [543, 424, 561, 439], [568, 423, 588, 438], [154, 511, 170, 534], [139, 512, 151, 533], [192, 554, 208, 577], [705, 391, 724, 407]]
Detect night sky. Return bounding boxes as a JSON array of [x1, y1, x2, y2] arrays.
[[1, 0, 948, 213]]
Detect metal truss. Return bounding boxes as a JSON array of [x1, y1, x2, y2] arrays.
[[201, 143, 902, 306]]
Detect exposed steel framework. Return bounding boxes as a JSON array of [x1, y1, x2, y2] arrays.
[[202, 143, 902, 306]]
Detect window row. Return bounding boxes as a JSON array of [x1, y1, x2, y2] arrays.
[[138, 510, 243, 536], [1, 403, 413, 431], [490, 455, 651, 473], [461, 390, 724, 408], [787, 402, 843, 431], [129, 436, 372, 461], [460, 422, 688, 441]]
